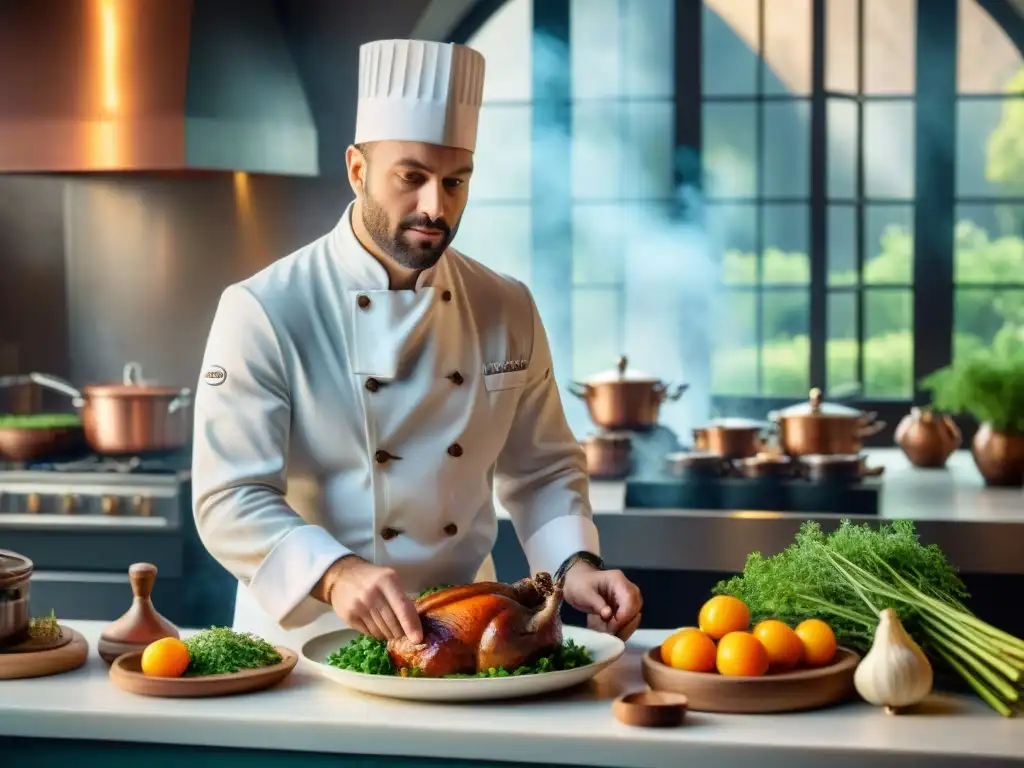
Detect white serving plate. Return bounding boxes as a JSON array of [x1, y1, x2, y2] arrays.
[[301, 625, 626, 702]]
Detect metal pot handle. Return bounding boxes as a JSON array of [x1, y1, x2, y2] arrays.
[[663, 383, 689, 402], [28, 372, 85, 407], [167, 388, 193, 415], [567, 382, 591, 400], [856, 420, 887, 437], [123, 362, 144, 385], [860, 464, 885, 478]]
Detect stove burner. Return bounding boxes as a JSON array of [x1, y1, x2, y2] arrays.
[[1, 450, 190, 475]]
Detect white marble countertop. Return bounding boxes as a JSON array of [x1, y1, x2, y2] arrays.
[[1, 621, 1021, 767]]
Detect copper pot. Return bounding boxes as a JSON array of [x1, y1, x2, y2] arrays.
[[0, 550, 33, 648], [971, 423, 1024, 487], [694, 418, 770, 458], [894, 406, 961, 468], [569, 356, 687, 431], [772, 388, 886, 456], [797, 453, 885, 483], [0, 415, 85, 462], [29, 363, 193, 455], [582, 432, 632, 478]]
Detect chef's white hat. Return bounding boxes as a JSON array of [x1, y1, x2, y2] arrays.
[[354, 39, 486, 153]]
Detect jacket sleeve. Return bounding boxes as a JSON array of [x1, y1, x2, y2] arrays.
[[493, 283, 601, 577], [191, 285, 354, 629]]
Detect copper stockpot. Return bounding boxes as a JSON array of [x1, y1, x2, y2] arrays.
[[569, 356, 688, 431], [971, 423, 1024, 487], [582, 432, 632, 478], [894, 406, 962, 468], [29, 363, 193, 455], [693, 418, 770, 458], [772, 388, 886, 456]]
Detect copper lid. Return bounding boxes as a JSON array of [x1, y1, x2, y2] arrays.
[[0, 549, 33, 588], [81, 361, 184, 398]]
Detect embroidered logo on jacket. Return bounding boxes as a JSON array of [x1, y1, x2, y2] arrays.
[[483, 359, 528, 376], [202, 365, 227, 386]]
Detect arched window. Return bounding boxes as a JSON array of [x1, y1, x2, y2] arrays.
[[454, 0, 1024, 441]]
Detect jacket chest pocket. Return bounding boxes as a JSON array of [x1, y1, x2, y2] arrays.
[[478, 367, 528, 430]]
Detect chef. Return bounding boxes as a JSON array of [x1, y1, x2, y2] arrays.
[[191, 38, 642, 649]]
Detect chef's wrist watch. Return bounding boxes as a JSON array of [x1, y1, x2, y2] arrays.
[[554, 550, 604, 582]]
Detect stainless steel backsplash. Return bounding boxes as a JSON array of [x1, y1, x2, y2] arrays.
[[1, 172, 351, 395]]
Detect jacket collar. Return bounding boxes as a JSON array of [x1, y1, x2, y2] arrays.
[[330, 201, 443, 291]]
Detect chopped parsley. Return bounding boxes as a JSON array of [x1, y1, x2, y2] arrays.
[[183, 627, 282, 676]]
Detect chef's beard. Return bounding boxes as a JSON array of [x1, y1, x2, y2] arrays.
[[361, 188, 459, 272]]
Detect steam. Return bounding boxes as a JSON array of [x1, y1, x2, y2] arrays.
[[528, 32, 721, 440]]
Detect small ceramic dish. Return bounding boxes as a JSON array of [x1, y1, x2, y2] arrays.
[[612, 690, 689, 728]]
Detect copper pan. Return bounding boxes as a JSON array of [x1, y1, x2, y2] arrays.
[[23, 363, 192, 455]]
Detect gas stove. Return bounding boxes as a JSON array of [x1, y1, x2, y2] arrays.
[[0, 450, 189, 526]]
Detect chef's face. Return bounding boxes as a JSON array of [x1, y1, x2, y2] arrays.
[[347, 141, 473, 272]]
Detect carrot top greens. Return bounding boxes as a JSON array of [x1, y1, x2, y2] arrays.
[[714, 519, 1023, 717]]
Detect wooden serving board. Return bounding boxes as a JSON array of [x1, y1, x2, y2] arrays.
[[0, 626, 89, 680], [109, 646, 297, 698], [641, 646, 860, 714]]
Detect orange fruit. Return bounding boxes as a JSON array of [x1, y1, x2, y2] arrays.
[[140, 637, 191, 678], [666, 629, 717, 673], [752, 619, 804, 672], [659, 626, 700, 665], [698, 595, 751, 640], [795, 619, 838, 666], [716, 631, 770, 677]]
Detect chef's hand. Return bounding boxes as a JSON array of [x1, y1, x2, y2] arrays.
[[562, 563, 642, 638], [319, 556, 423, 644]]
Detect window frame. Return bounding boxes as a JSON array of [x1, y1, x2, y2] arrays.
[[452, 0, 1024, 447]]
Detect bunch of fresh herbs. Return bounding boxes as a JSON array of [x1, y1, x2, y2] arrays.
[[183, 627, 282, 676], [713, 519, 1024, 716], [920, 352, 1024, 434]]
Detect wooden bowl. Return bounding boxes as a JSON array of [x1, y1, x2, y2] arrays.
[[612, 690, 689, 727], [109, 646, 297, 698], [641, 646, 860, 714]]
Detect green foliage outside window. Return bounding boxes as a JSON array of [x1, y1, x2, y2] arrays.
[[713, 69, 1024, 399]]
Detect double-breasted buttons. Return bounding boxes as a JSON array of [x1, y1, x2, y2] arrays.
[[447, 443, 463, 458], [441, 289, 452, 303], [365, 377, 380, 392], [357, 294, 371, 309], [447, 371, 464, 386], [443, 523, 458, 537], [380, 527, 400, 541], [375, 449, 401, 464]]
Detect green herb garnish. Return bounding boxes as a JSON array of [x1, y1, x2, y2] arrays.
[[28, 610, 61, 643], [0, 413, 82, 429], [417, 584, 455, 598], [713, 519, 1024, 717], [183, 626, 282, 676], [325, 635, 592, 678]]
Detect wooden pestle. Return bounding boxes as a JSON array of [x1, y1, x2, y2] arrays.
[[97, 562, 180, 664]]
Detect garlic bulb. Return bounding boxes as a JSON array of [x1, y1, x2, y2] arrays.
[[854, 608, 934, 714]]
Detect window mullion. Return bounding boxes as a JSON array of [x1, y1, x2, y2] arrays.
[[810, 0, 828, 390]]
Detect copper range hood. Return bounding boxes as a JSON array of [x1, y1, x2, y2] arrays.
[[0, 0, 318, 175]]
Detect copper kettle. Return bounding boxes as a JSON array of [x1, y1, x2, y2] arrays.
[[894, 406, 961, 468]]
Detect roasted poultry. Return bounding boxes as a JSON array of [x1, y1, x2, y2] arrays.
[[387, 573, 564, 677]]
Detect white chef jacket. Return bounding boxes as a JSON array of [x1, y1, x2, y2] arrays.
[[191, 202, 600, 648]]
